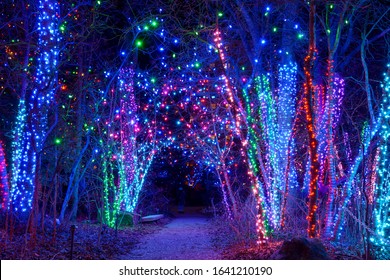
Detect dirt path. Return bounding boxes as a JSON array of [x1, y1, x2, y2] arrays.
[[121, 213, 220, 260]]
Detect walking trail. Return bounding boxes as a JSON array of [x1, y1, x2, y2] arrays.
[[121, 212, 221, 260]]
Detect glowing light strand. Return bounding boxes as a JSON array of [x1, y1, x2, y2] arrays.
[[213, 29, 244, 134]]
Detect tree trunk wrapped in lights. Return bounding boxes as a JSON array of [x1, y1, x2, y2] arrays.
[[321, 0, 348, 239], [214, 20, 298, 242], [100, 66, 137, 227], [373, 64, 390, 258], [10, 0, 60, 215], [322, 75, 345, 238], [278, 62, 299, 229], [100, 67, 160, 227], [304, 0, 320, 238], [248, 71, 297, 232], [214, 27, 269, 243]]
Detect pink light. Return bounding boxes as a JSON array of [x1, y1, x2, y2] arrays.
[[0, 141, 9, 209]]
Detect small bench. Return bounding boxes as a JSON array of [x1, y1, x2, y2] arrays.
[[141, 214, 164, 223]]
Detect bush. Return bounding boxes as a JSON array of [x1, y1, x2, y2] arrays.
[[97, 210, 134, 227]]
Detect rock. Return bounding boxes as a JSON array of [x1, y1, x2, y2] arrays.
[[271, 237, 330, 260]]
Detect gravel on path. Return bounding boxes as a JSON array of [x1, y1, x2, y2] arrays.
[[121, 213, 220, 260]]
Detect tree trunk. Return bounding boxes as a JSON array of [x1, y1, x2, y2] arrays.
[[70, 50, 86, 221], [324, 57, 337, 238], [305, 0, 320, 238]]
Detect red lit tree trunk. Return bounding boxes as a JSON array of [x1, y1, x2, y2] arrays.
[[304, 0, 320, 238]]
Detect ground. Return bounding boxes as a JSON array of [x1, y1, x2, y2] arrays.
[[121, 212, 220, 259], [0, 218, 169, 260], [0, 208, 364, 260]]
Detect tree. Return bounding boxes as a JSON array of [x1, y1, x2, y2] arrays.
[[10, 0, 61, 219], [373, 63, 390, 259], [98, 65, 162, 227]]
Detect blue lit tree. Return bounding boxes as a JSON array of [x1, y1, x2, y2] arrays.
[[372, 64, 390, 258], [10, 0, 61, 216]]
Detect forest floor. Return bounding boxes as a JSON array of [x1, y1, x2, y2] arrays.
[[0, 217, 172, 260], [1, 208, 365, 260]]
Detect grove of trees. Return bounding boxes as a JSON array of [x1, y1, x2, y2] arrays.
[[0, 0, 389, 259]]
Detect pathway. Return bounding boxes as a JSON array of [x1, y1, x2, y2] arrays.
[[121, 213, 220, 260]]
